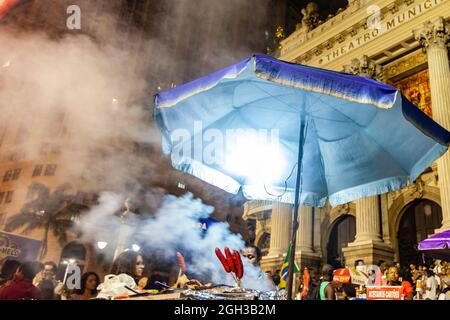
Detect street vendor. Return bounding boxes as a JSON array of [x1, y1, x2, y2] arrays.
[[241, 244, 276, 291], [241, 244, 262, 267], [386, 266, 401, 286], [111, 251, 148, 290], [399, 268, 414, 300]]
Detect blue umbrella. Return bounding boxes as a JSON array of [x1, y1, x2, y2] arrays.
[[154, 54, 450, 298]]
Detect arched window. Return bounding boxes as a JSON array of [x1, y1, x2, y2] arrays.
[[257, 232, 271, 257], [327, 215, 356, 268], [56, 241, 86, 280], [397, 200, 442, 267]]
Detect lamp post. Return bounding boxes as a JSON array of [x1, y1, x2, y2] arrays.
[[112, 198, 132, 261], [97, 241, 108, 250]]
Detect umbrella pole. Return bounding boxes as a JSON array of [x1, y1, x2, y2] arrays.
[[286, 113, 307, 300]]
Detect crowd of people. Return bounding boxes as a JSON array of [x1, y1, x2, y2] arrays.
[[0, 245, 449, 300], [289, 259, 450, 300], [0, 244, 275, 300], [0, 251, 143, 300]]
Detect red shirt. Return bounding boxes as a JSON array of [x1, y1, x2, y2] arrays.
[[0, 275, 42, 300], [401, 280, 414, 300]]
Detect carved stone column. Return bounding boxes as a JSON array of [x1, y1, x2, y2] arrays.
[[380, 194, 392, 245], [295, 206, 321, 269], [296, 206, 314, 252], [343, 195, 394, 266], [354, 196, 382, 242], [313, 207, 323, 253], [414, 17, 450, 231], [268, 202, 292, 257], [341, 58, 394, 265], [260, 202, 293, 273]]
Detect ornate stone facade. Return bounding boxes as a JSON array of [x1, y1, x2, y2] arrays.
[[343, 55, 384, 81], [245, 0, 450, 273]]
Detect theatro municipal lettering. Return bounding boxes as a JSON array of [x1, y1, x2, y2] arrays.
[[318, 0, 445, 64]]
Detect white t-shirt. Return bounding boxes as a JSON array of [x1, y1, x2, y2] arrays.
[[434, 275, 441, 288], [425, 276, 438, 300], [433, 265, 442, 275]]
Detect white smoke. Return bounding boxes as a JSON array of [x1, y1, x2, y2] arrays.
[[0, 1, 274, 289], [81, 192, 274, 291]]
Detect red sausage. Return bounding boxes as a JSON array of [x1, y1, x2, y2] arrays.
[[233, 250, 244, 279], [224, 247, 236, 274], [215, 248, 231, 273], [176, 252, 186, 273]]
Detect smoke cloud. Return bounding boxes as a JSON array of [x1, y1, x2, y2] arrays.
[[0, 0, 272, 288], [80, 192, 274, 291]]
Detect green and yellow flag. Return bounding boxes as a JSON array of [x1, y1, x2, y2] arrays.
[[278, 245, 299, 289]]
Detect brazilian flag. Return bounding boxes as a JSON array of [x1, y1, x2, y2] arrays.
[[278, 245, 299, 289]]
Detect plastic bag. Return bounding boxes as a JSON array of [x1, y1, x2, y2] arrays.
[[96, 274, 137, 299]]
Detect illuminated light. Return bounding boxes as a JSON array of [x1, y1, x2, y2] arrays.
[[0, 0, 19, 19], [131, 244, 140, 252], [224, 132, 286, 187], [424, 204, 432, 217], [2, 60, 10, 68], [68, 259, 76, 264], [112, 98, 118, 103], [177, 182, 186, 189], [97, 241, 108, 250], [36, 210, 45, 216]]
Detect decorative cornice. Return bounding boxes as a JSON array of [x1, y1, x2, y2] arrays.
[[281, 0, 447, 65], [413, 16, 450, 52], [384, 51, 428, 79], [343, 55, 384, 81]]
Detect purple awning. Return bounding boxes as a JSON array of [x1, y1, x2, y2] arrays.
[[418, 229, 450, 261]]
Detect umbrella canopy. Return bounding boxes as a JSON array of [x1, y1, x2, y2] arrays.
[[154, 54, 450, 207], [418, 229, 450, 261]]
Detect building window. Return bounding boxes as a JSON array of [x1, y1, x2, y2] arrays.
[[0, 126, 6, 146], [12, 169, 21, 180], [44, 164, 57, 176], [3, 169, 22, 182], [26, 185, 35, 200], [15, 122, 29, 144], [9, 151, 25, 162], [5, 191, 13, 203], [46, 111, 66, 137], [32, 165, 43, 177], [394, 69, 432, 117], [3, 170, 12, 182]]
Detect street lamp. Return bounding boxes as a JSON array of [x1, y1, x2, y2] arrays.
[[97, 241, 108, 250], [112, 198, 132, 261]]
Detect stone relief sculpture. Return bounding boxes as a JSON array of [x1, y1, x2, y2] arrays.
[[296, 2, 321, 33], [343, 55, 384, 81]]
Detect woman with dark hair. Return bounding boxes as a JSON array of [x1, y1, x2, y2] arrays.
[[0, 260, 21, 287], [111, 251, 147, 289], [70, 272, 100, 300], [0, 261, 43, 300], [37, 279, 56, 300]]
